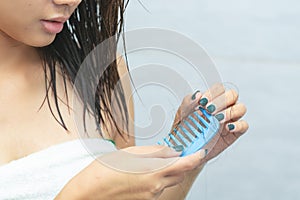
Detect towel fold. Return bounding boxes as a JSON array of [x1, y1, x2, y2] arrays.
[[0, 138, 116, 200]]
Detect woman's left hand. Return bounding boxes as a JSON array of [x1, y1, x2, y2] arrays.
[[171, 83, 249, 164]]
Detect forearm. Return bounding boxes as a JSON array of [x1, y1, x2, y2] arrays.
[[158, 164, 205, 200], [54, 179, 82, 200]]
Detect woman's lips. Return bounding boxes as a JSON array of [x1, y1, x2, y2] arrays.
[[41, 20, 64, 34]]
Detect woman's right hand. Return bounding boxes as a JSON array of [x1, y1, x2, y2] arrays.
[[55, 145, 206, 200]]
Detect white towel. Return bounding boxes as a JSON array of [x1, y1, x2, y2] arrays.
[[0, 138, 116, 200]]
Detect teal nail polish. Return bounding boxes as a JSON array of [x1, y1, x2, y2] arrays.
[[191, 90, 200, 100], [215, 113, 224, 121], [205, 149, 208, 156], [172, 145, 184, 152], [228, 124, 235, 131], [199, 98, 208, 106], [207, 104, 216, 113]]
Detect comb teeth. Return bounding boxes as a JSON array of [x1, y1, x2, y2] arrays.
[[172, 129, 186, 146], [178, 125, 194, 143], [159, 107, 220, 157]]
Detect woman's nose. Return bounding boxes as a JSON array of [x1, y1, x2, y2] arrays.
[[53, 0, 82, 7]]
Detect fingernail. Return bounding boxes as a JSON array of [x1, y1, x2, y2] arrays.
[[228, 124, 235, 131], [215, 113, 224, 121], [207, 104, 216, 113], [205, 149, 208, 156], [191, 90, 200, 100], [172, 145, 184, 152], [199, 98, 208, 106]]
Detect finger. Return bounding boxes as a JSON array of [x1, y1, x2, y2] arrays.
[[226, 120, 249, 136], [162, 149, 206, 176], [205, 89, 239, 114], [215, 103, 247, 123], [198, 83, 225, 107], [123, 145, 181, 158], [175, 91, 203, 123], [163, 173, 185, 188], [148, 173, 185, 199], [190, 90, 202, 102]]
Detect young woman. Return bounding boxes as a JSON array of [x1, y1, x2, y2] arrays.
[[0, 0, 248, 199]]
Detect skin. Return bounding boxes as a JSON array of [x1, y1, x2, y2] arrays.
[[0, 0, 249, 199], [0, 0, 81, 47], [0, 0, 83, 166], [55, 84, 248, 200]]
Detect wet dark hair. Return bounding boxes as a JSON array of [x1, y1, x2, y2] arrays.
[[37, 0, 129, 138]]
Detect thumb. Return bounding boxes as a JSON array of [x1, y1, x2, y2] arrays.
[[123, 145, 181, 158]]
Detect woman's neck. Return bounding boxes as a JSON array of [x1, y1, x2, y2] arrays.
[[0, 31, 46, 99], [0, 30, 39, 71], [0, 30, 44, 83]]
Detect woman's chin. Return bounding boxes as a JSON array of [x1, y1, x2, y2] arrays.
[[28, 34, 57, 47]]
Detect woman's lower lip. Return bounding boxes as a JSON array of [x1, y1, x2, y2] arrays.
[[41, 20, 64, 34]]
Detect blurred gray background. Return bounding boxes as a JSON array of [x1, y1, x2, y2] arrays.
[[123, 0, 300, 199]]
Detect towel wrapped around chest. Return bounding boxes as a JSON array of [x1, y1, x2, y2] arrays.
[[0, 138, 116, 200]]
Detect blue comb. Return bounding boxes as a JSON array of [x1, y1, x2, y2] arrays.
[[158, 107, 220, 157]]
